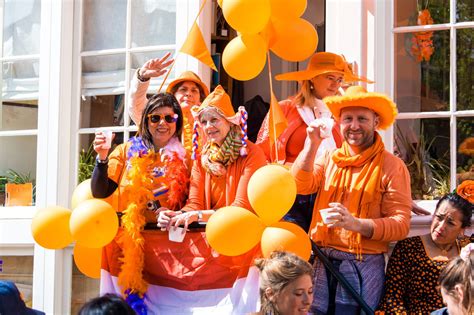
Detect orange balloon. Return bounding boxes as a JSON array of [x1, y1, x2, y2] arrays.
[[222, 0, 271, 34], [71, 179, 94, 209], [206, 206, 265, 256], [261, 222, 311, 261], [259, 21, 277, 49], [73, 244, 102, 279], [247, 164, 297, 225], [70, 199, 118, 248], [271, 17, 318, 62], [223, 34, 267, 81], [270, 0, 307, 19], [31, 206, 73, 249]]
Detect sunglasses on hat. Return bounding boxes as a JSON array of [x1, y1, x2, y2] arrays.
[[147, 113, 178, 124]]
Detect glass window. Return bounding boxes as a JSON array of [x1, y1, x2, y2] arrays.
[[71, 261, 100, 314], [457, 117, 473, 186], [456, 28, 473, 111], [0, 256, 34, 306], [457, 0, 473, 22], [395, 0, 449, 27]]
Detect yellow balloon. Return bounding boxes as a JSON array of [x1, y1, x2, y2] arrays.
[[261, 222, 311, 261], [31, 206, 73, 249], [247, 164, 297, 225], [71, 179, 94, 209], [222, 0, 271, 34], [223, 34, 267, 81], [271, 17, 318, 62], [270, 0, 307, 19], [259, 21, 277, 49], [73, 244, 102, 279], [70, 199, 118, 248], [206, 206, 265, 256]]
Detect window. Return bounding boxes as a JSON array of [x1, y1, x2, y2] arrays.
[[392, 0, 473, 200], [77, 0, 180, 181], [0, 0, 41, 206]]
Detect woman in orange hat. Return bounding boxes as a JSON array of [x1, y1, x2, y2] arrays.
[[157, 85, 267, 229], [128, 53, 210, 154], [256, 52, 372, 232]]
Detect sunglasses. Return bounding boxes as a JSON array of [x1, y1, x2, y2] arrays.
[[147, 113, 178, 124]]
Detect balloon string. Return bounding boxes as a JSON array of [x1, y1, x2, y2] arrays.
[[267, 51, 279, 162]]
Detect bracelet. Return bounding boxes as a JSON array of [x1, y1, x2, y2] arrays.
[[197, 210, 203, 222], [136, 69, 150, 82]]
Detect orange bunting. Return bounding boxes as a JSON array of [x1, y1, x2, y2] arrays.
[[180, 22, 217, 71]]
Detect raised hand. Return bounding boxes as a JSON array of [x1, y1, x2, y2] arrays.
[[138, 52, 174, 80]]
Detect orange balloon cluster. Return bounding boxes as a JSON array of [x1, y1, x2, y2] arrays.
[[221, 0, 318, 80], [206, 164, 311, 261], [31, 179, 119, 278]]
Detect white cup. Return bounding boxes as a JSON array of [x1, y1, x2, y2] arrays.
[[168, 226, 186, 243], [319, 208, 338, 225], [98, 129, 113, 150]]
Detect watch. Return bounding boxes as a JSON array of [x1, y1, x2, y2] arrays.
[[96, 155, 109, 164], [197, 210, 203, 222]]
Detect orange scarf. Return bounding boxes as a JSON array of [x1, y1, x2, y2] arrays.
[[311, 133, 385, 259]]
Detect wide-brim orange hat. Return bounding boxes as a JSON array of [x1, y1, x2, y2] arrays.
[[324, 86, 398, 130], [191, 85, 241, 125], [166, 71, 210, 98], [275, 52, 373, 83]]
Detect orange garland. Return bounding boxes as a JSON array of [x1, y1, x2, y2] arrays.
[[411, 9, 434, 62]]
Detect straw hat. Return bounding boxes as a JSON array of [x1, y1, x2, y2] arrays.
[[324, 86, 398, 130], [166, 71, 210, 98], [275, 52, 373, 83]]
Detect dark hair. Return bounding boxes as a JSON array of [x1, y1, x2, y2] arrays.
[[78, 293, 135, 315], [170, 81, 206, 102], [255, 251, 314, 315], [138, 93, 183, 149], [438, 249, 473, 314], [435, 193, 473, 228]]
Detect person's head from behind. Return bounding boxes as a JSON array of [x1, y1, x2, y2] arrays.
[[431, 192, 472, 247], [438, 244, 473, 315], [0, 280, 44, 315], [255, 251, 314, 315], [139, 92, 183, 150], [78, 293, 135, 315], [167, 71, 209, 109]]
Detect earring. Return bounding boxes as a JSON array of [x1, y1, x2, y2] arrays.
[[310, 85, 314, 90]]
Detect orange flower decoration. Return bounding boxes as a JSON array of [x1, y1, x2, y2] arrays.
[[459, 137, 474, 156], [457, 180, 474, 204], [411, 9, 434, 62]]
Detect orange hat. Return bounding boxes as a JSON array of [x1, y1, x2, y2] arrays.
[[166, 71, 210, 98], [275, 52, 373, 83], [324, 86, 398, 130]]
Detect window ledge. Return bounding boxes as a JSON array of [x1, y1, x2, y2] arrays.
[[0, 206, 37, 219]]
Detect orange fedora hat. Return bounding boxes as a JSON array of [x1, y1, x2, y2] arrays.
[[166, 71, 210, 98], [324, 86, 398, 130], [275, 52, 373, 83]]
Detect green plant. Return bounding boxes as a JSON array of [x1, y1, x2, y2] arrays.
[[5, 169, 36, 202], [78, 144, 96, 183]]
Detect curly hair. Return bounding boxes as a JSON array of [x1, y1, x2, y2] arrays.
[[254, 251, 314, 315]]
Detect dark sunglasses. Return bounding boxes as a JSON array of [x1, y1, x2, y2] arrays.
[[147, 113, 178, 124]]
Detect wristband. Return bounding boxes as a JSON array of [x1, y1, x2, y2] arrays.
[[137, 69, 150, 82]]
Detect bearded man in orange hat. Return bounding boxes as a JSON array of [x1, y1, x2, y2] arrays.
[[290, 86, 412, 314]]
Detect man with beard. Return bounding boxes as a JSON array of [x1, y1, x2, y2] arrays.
[[290, 86, 412, 315]]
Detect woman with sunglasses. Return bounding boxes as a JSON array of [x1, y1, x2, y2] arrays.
[[157, 85, 267, 235], [91, 92, 189, 223], [256, 52, 372, 232], [128, 53, 209, 155]]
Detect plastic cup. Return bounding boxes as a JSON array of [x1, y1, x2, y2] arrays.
[[319, 208, 338, 225], [97, 129, 113, 150], [168, 226, 186, 243]]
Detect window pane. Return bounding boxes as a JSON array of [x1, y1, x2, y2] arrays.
[[80, 95, 125, 128], [0, 256, 34, 306], [131, 0, 176, 47], [394, 118, 451, 200], [457, 117, 473, 185], [457, 28, 474, 111], [131, 50, 176, 91], [82, 0, 127, 51], [2, 60, 40, 102], [3, 0, 41, 56], [394, 30, 450, 113], [395, 0, 449, 27], [457, 0, 473, 22], [82, 54, 125, 99], [71, 259, 100, 314], [0, 136, 37, 205], [0, 100, 38, 131]]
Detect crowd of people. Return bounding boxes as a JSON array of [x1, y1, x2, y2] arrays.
[[2, 51, 471, 314]]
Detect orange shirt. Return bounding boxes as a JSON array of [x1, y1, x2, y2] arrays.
[[291, 150, 412, 254]]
